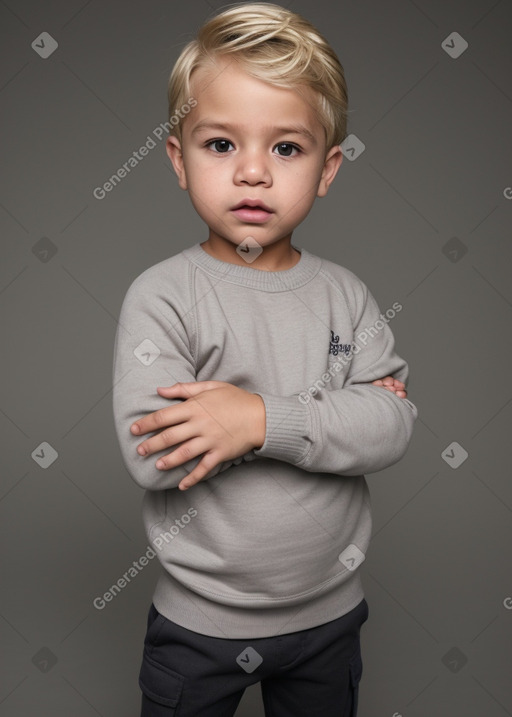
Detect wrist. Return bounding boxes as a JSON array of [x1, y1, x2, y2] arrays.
[[252, 393, 266, 449]]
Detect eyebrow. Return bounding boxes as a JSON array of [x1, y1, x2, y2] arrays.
[[191, 121, 317, 144]]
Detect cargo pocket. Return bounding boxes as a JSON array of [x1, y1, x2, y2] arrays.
[[348, 649, 363, 717], [139, 651, 184, 716]]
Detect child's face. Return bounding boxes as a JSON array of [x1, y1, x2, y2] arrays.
[[167, 56, 342, 255]]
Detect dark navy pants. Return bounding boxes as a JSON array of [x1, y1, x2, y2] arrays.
[[139, 598, 369, 717]]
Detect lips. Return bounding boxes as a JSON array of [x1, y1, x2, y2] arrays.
[[231, 199, 273, 213], [230, 198, 274, 223]]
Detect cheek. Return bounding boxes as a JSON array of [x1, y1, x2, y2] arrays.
[[281, 169, 320, 205], [185, 157, 228, 192], [287, 159, 322, 187], [184, 167, 215, 196], [185, 172, 225, 217]]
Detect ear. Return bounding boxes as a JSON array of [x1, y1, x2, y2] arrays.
[[166, 135, 188, 190], [317, 145, 343, 198]]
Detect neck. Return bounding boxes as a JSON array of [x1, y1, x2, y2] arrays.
[[200, 238, 301, 272]]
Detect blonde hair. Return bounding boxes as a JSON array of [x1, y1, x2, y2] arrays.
[[167, 2, 348, 150]]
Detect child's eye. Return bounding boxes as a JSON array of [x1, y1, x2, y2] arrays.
[[204, 140, 300, 156], [206, 139, 233, 153], [274, 143, 300, 157]]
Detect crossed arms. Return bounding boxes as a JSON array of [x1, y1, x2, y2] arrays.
[[113, 270, 417, 493], [129, 376, 408, 492]]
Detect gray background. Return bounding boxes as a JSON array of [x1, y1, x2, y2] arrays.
[[1, 0, 511, 715]]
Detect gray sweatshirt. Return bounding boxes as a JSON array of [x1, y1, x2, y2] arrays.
[[112, 242, 417, 639]]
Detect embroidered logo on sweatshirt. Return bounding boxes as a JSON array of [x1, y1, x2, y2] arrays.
[[329, 330, 351, 357]]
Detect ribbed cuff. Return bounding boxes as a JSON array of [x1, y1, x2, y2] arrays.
[[252, 392, 311, 465]]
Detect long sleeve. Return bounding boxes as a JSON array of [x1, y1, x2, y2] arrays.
[[252, 281, 418, 476], [112, 270, 252, 491]]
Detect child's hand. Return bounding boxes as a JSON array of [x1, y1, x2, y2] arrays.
[[130, 381, 266, 491], [371, 376, 407, 399]]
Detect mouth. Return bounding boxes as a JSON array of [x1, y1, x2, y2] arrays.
[[230, 199, 274, 223]]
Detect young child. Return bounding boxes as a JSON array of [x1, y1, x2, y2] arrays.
[[112, 4, 417, 715]]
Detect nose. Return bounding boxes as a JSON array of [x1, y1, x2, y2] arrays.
[[233, 148, 272, 186]]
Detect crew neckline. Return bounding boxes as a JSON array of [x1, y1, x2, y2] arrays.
[[182, 242, 321, 292]]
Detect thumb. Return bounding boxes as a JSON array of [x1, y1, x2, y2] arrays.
[[156, 381, 221, 398]]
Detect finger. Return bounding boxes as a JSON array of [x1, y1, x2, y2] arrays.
[[157, 383, 194, 395], [155, 437, 208, 471], [382, 376, 394, 386], [396, 390, 408, 399], [136, 422, 193, 457], [393, 379, 405, 389], [157, 381, 224, 397], [178, 452, 221, 491], [131, 402, 189, 436], [178, 471, 206, 491], [372, 379, 384, 386]]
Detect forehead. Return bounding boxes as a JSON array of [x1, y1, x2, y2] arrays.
[[188, 56, 322, 131]]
